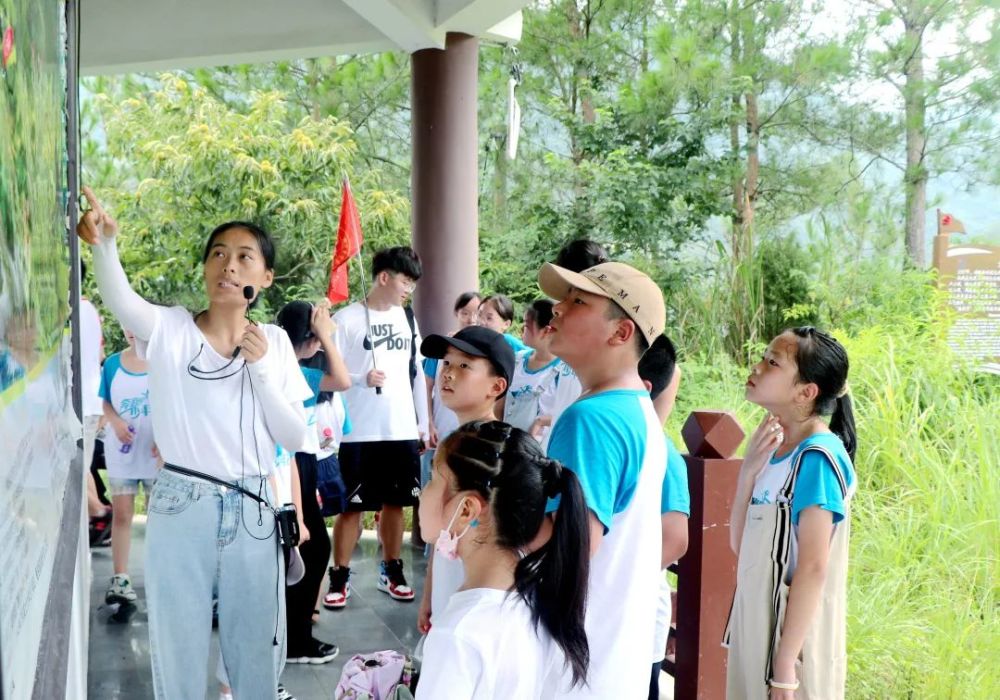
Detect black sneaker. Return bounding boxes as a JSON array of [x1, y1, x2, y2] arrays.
[[286, 638, 339, 665], [377, 559, 415, 601], [276, 684, 296, 700], [322, 566, 351, 609]]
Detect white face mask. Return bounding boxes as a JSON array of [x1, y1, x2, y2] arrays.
[[434, 498, 473, 561]]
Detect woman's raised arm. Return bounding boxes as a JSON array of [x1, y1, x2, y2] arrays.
[[78, 187, 157, 340]]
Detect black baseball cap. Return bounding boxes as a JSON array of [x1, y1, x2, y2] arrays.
[[276, 301, 315, 348], [421, 326, 515, 394]]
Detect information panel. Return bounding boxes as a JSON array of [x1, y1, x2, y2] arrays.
[[933, 233, 1000, 374], [0, 0, 77, 697]]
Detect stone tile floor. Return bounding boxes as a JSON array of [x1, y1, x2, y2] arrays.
[[88, 519, 426, 700]]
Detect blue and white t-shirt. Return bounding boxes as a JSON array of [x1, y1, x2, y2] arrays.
[[503, 350, 564, 433], [99, 352, 158, 479], [545, 389, 666, 699], [751, 432, 855, 525], [752, 432, 855, 582], [653, 436, 691, 662], [538, 363, 582, 452], [662, 436, 690, 517]]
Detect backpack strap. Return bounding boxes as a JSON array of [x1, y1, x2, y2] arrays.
[[778, 444, 849, 505], [404, 305, 417, 388]]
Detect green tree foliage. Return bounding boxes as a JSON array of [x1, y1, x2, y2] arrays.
[[83, 74, 409, 333]]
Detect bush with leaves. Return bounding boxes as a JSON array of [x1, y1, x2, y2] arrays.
[[83, 74, 409, 349]]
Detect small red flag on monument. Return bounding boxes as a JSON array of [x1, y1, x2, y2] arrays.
[[326, 179, 363, 304], [939, 212, 966, 234]]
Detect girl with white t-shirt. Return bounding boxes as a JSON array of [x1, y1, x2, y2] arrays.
[[416, 422, 591, 698], [78, 188, 311, 700], [99, 328, 159, 608]]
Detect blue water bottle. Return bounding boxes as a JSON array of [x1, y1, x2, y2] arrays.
[[119, 425, 135, 454]]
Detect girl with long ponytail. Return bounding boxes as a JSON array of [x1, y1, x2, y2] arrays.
[[416, 421, 591, 698], [727, 327, 857, 699]]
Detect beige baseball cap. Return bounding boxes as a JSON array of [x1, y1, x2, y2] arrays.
[[538, 261, 666, 346]]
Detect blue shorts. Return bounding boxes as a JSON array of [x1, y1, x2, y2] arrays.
[[109, 476, 157, 497], [316, 454, 347, 517]]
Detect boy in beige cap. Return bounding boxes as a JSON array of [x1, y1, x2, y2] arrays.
[[538, 261, 668, 699]]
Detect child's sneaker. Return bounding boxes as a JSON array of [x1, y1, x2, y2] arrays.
[[106, 574, 137, 604], [377, 559, 414, 601], [276, 684, 296, 700], [286, 637, 339, 665], [322, 566, 351, 609]]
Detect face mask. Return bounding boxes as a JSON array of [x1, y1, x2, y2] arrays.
[[434, 498, 473, 561]]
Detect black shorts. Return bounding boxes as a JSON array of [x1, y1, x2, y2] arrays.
[[315, 453, 347, 517], [338, 440, 421, 512]]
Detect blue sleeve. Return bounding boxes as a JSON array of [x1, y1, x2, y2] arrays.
[[546, 403, 626, 533], [300, 367, 323, 401], [341, 397, 352, 436], [503, 334, 527, 354], [661, 437, 690, 516], [98, 354, 120, 402], [792, 450, 849, 525], [422, 357, 438, 378]]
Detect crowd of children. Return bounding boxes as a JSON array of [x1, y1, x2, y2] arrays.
[[78, 187, 858, 700]]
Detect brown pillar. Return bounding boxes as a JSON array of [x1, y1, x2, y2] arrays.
[[674, 411, 744, 699], [411, 33, 479, 338]]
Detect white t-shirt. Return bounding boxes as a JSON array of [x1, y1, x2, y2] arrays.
[[145, 306, 311, 481], [539, 364, 582, 452], [503, 351, 564, 433], [417, 588, 562, 700], [80, 299, 104, 416], [98, 352, 158, 479], [315, 393, 350, 460], [652, 575, 672, 663], [334, 302, 424, 442]]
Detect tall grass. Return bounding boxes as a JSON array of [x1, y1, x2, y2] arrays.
[[668, 285, 999, 699]]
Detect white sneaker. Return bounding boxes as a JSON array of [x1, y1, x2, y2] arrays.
[[106, 574, 137, 604]]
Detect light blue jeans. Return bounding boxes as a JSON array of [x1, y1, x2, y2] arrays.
[[146, 470, 285, 700]]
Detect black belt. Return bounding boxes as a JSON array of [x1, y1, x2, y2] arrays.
[[162, 463, 270, 507]]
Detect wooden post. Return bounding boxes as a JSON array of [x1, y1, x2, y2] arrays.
[[673, 411, 745, 699]]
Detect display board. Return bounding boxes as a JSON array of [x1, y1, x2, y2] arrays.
[[0, 1, 79, 698], [933, 215, 1000, 374]]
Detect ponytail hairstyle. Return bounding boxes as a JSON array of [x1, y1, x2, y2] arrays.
[[480, 293, 515, 323], [789, 327, 856, 462], [438, 421, 591, 687]]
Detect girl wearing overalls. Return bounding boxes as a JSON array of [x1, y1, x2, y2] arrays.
[[726, 327, 857, 699]]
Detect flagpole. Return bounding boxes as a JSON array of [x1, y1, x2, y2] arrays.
[[344, 177, 381, 396]]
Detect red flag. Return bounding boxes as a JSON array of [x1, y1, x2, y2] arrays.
[[326, 179, 363, 303]]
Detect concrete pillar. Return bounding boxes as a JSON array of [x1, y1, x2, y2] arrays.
[[411, 33, 479, 337]]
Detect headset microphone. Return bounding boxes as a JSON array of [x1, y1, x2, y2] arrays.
[[230, 286, 256, 358]]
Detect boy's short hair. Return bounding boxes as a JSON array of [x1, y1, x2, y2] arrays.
[[555, 239, 610, 273], [637, 335, 678, 400], [525, 299, 555, 329], [372, 246, 422, 281]]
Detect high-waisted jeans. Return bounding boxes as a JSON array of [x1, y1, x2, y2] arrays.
[[146, 469, 285, 699]]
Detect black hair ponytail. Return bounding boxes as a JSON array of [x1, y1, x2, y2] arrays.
[[790, 326, 858, 463], [439, 423, 591, 688], [830, 393, 857, 462], [515, 457, 591, 688]]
